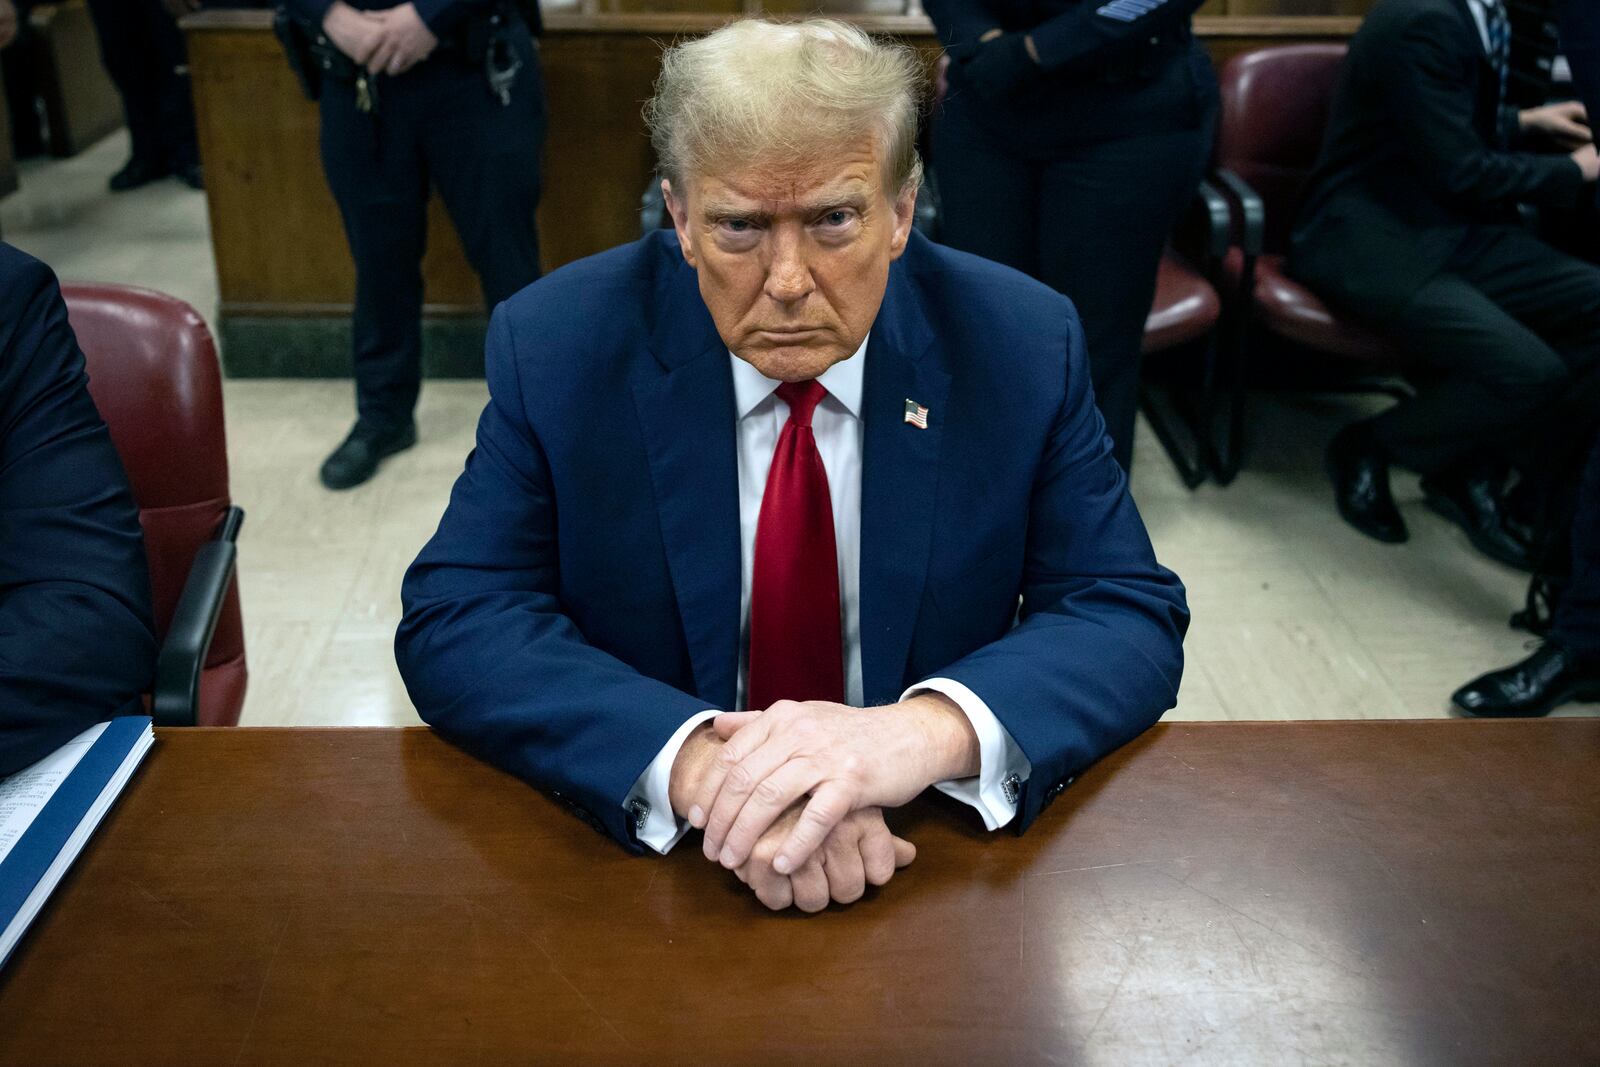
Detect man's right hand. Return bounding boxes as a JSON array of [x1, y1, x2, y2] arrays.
[[735, 804, 915, 912], [322, 0, 385, 67], [669, 726, 916, 912], [1573, 143, 1600, 182]]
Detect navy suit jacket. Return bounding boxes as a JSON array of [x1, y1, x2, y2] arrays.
[[397, 229, 1188, 851], [0, 244, 156, 778]]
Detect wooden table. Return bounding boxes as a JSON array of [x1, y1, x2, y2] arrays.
[[1, 722, 1597, 1064]]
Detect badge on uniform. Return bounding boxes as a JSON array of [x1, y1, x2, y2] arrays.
[[904, 399, 929, 429]]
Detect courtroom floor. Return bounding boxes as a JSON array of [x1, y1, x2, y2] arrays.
[[5, 132, 1596, 725]]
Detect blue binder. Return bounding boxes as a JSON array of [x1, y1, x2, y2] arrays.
[[0, 716, 154, 968]]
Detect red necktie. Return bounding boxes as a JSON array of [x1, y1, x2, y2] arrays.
[[746, 380, 845, 711]]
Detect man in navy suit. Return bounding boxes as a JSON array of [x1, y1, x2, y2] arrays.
[[397, 18, 1188, 912], [0, 244, 157, 777]]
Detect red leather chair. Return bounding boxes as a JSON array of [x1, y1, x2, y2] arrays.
[[1211, 44, 1401, 483], [62, 284, 247, 727], [1138, 189, 1230, 488]]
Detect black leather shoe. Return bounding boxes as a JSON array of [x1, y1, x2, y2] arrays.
[[1327, 422, 1407, 543], [1421, 472, 1533, 571], [1452, 642, 1600, 717], [108, 156, 170, 192], [318, 421, 417, 490], [175, 163, 204, 191]]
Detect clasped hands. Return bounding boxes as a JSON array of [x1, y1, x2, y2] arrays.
[[667, 693, 980, 912], [323, 0, 438, 78]]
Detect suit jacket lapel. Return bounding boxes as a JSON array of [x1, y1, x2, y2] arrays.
[[632, 247, 741, 711], [858, 256, 950, 705]]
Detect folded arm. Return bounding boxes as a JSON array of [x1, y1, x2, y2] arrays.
[[0, 256, 156, 778], [917, 309, 1189, 833], [1392, 11, 1587, 211], [395, 307, 716, 851]]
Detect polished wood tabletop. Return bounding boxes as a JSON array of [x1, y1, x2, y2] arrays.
[[1, 722, 1596, 1065]]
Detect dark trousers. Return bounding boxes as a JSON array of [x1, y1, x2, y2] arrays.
[[1553, 433, 1600, 657], [319, 29, 545, 430], [932, 87, 1213, 471], [84, 0, 197, 169], [1373, 225, 1600, 476]]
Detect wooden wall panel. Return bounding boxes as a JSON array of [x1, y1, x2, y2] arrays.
[[32, 0, 124, 157]]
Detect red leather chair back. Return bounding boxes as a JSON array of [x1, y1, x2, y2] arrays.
[[62, 284, 247, 726], [1217, 44, 1348, 253]]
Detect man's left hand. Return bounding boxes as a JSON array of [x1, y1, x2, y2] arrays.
[[366, 2, 437, 77], [689, 693, 979, 876], [1520, 100, 1592, 148]]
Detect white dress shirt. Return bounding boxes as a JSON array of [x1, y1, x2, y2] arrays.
[[1464, 0, 1499, 56], [626, 337, 1032, 852]]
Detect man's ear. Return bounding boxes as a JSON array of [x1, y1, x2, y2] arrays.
[[888, 181, 918, 260], [662, 179, 697, 268]]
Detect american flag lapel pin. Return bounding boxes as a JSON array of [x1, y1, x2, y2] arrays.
[[903, 398, 929, 429]]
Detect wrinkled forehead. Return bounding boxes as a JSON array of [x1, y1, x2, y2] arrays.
[[679, 133, 897, 209]]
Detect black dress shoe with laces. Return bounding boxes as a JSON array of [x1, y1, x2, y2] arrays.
[[109, 156, 170, 192], [319, 421, 417, 490], [1421, 472, 1533, 571], [1451, 642, 1600, 717], [1327, 421, 1407, 543]]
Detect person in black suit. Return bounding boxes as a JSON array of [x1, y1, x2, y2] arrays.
[[1449, 0, 1600, 716], [1288, 0, 1600, 565], [0, 244, 157, 778], [923, 0, 1219, 473]]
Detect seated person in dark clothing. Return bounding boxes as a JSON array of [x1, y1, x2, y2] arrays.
[[1453, 432, 1600, 715], [0, 243, 157, 777], [1288, 0, 1600, 566], [1450, 1, 1600, 717]]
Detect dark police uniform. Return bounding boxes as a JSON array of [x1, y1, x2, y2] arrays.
[[284, 0, 545, 440], [924, 0, 1218, 472]]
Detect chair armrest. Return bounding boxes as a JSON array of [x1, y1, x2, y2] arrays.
[[152, 506, 245, 727], [1211, 168, 1265, 257], [1173, 177, 1233, 266]]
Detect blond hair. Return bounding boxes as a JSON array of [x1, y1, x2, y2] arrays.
[[645, 18, 925, 196]]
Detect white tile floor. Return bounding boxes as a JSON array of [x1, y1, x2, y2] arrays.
[[6, 132, 1594, 726]]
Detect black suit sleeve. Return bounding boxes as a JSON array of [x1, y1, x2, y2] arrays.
[[0, 249, 156, 778], [924, 0, 1205, 71], [1389, 9, 1585, 211], [1026, 0, 1206, 75], [284, 0, 334, 26]]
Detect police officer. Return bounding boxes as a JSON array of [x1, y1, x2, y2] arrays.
[[282, 0, 544, 489], [924, 0, 1218, 472]]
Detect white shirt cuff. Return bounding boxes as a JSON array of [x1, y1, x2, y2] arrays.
[[626, 709, 720, 854], [901, 677, 1030, 831]]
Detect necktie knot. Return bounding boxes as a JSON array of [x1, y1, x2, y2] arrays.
[[776, 380, 827, 428]]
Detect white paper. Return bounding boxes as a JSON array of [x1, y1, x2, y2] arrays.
[[0, 721, 108, 867]]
